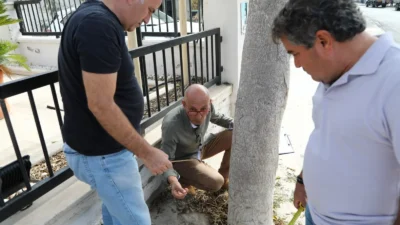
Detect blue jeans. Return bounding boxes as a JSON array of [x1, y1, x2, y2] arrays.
[[305, 205, 315, 225], [63, 143, 151, 225]]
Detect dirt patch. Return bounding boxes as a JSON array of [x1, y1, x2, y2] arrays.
[[151, 181, 289, 225], [151, 187, 228, 225], [30, 151, 67, 181]]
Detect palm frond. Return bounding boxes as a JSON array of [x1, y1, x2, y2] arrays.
[[6, 54, 30, 71], [0, 42, 31, 76], [0, 1, 31, 77], [0, 1, 6, 15], [0, 16, 21, 27], [0, 1, 21, 27], [0, 41, 18, 56]]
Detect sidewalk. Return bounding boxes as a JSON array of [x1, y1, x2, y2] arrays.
[[273, 59, 317, 225], [0, 75, 64, 167]]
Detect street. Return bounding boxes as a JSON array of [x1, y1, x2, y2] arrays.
[[358, 3, 400, 42]]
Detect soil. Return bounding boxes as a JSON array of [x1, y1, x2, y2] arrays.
[[29, 151, 67, 182], [149, 145, 297, 225], [151, 187, 229, 225], [150, 180, 289, 225]]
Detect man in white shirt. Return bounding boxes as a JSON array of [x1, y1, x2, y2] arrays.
[[272, 0, 400, 224]]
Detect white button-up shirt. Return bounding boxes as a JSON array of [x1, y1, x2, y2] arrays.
[[303, 33, 400, 225]]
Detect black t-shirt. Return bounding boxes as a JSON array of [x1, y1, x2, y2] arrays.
[[58, 0, 144, 156]]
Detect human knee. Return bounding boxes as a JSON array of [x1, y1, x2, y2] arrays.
[[206, 175, 225, 191]]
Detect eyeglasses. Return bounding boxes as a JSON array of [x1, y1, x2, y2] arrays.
[[187, 108, 210, 116]]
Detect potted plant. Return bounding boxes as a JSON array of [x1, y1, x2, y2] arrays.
[[0, 0, 30, 119]]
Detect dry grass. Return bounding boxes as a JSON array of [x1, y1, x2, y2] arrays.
[[177, 188, 229, 225], [30, 151, 67, 181], [152, 185, 288, 225], [152, 186, 228, 225]]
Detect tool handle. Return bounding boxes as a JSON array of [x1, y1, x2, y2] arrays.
[[170, 159, 194, 163], [288, 205, 305, 225]]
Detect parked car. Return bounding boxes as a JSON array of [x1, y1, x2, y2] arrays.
[[45, 7, 199, 34], [366, 0, 387, 7], [395, 0, 400, 10]]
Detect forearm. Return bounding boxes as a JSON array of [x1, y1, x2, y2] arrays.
[[212, 115, 233, 128], [90, 102, 151, 158], [163, 168, 179, 182], [168, 176, 179, 185]]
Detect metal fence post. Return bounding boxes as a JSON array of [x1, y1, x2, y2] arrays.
[[0, 99, 32, 191], [215, 30, 222, 85]]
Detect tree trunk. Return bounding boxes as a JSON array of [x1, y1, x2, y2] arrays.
[[227, 0, 290, 224]]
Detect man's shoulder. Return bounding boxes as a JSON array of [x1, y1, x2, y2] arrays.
[[68, 2, 121, 33], [370, 46, 400, 107], [162, 106, 184, 128], [385, 45, 400, 65], [380, 45, 400, 84], [386, 37, 400, 54]]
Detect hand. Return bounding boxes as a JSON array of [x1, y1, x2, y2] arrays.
[[141, 146, 172, 175], [228, 122, 234, 130], [171, 180, 188, 199], [293, 182, 307, 209]]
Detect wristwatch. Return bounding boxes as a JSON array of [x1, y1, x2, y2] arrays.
[[297, 176, 304, 185]]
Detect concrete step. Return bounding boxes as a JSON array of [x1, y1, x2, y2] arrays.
[[1, 84, 233, 225], [1, 177, 99, 225]]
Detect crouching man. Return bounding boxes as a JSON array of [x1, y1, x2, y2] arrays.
[[161, 84, 234, 199]]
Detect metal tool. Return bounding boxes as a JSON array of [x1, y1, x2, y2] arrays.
[[170, 159, 196, 163]]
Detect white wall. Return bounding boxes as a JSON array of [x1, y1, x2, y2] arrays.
[[203, 0, 246, 117], [17, 36, 60, 70]]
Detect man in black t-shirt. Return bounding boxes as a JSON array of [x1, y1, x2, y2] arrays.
[[58, 0, 171, 224]]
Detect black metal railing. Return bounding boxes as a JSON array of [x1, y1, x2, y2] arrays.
[[134, 28, 222, 132], [0, 27, 222, 222], [13, 0, 204, 38]]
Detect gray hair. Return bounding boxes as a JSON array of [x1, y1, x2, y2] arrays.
[[271, 0, 366, 48]]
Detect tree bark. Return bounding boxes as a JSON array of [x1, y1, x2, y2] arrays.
[[227, 0, 290, 224]]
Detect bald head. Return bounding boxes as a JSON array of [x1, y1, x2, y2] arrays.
[[103, 0, 161, 32], [184, 84, 210, 102], [182, 84, 211, 125]]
